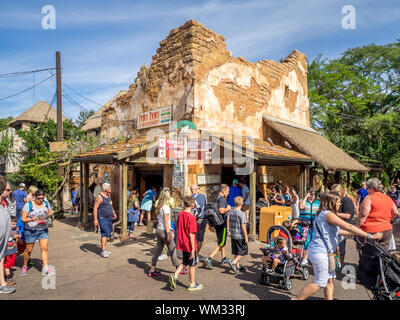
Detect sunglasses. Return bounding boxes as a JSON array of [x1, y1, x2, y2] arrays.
[[36, 197, 45, 200], [5, 189, 11, 192]]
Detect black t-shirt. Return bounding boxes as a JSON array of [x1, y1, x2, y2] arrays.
[[216, 195, 228, 225], [340, 196, 355, 221]]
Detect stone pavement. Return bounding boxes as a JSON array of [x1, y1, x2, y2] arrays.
[[2, 215, 399, 300]]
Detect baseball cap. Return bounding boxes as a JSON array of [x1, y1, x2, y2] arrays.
[[19, 183, 26, 188], [233, 179, 239, 184]]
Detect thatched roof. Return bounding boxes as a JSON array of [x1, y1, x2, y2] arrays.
[[81, 90, 127, 132], [9, 101, 68, 127], [263, 115, 368, 172]]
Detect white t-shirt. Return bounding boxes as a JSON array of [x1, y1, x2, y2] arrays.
[[242, 185, 250, 205], [23, 201, 52, 231], [157, 205, 171, 231]]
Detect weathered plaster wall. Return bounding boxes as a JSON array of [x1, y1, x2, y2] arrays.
[[1, 128, 26, 174]]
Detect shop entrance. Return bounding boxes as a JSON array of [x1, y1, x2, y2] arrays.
[[136, 170, 163, 200], [221, 166, 249, 186]]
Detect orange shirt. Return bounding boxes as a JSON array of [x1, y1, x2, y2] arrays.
[[361, 192, 394, 233]]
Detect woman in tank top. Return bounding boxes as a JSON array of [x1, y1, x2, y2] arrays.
[[293, 192, 382, 300]]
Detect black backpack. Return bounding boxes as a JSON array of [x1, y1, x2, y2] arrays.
[[204, 195, 225, 227]]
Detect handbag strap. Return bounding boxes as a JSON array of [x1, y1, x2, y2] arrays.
[[314, 215, 333, 254]]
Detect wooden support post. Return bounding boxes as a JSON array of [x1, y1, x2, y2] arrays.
[[347, 171, 351, 188], [299, 165, 305, 199], [324, 170, 328, 188], [249, 167, 257, 240], [83, 162, 89, 225], [121, 163, 128, 236], [79, 162, 83, 223]]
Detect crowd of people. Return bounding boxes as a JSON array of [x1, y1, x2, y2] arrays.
[[0, 177, 54, 294], [1, 172, 399, 298]]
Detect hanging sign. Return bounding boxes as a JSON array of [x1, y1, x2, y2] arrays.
[[158, 138, 185, 160], [137, 106, 172, 129]]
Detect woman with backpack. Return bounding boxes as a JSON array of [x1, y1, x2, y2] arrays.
[[20, 189, 54, 276]]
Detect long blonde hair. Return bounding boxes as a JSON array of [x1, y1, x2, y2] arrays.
[[156, 188, 171, 214]]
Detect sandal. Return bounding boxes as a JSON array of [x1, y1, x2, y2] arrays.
[[148, 270, 161, 277]]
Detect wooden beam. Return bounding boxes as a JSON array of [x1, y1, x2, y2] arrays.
[[83, 162, 89, 225], [116, 142, 156, 160], [249, 168, 257, 239], [121, 163, 128, 236]]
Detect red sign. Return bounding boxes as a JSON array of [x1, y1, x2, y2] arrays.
[[158, 138, 185, 160]]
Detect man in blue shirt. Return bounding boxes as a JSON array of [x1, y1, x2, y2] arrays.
[[298, 187, 320, 266], [228, 179, 242, 208], [12, 183, 27, 220], [356, 182, 369, 207], [190, 185, 207, 260]]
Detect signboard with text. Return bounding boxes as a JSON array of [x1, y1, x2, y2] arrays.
[[137, 106, 172, 129], [158, 138, 185, 160]]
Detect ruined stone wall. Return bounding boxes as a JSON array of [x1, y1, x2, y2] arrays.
[[101, 20, 310, 143], [194, 46, 310, 139]]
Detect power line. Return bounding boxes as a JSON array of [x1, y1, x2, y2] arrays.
[[62, 82, 103, 107], [0, 74, 55, 102], [0, 68, 57, 79], [324, 110, 400, 128], [62, 92, 87, 113]]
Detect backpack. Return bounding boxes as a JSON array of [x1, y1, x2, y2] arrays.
[[204, 195, 225, 227], [191, 194, 203, 220]]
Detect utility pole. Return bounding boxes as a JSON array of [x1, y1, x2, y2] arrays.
[[56, 51, 64, 216]]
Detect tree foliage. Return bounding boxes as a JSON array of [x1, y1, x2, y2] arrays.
[[308, 39, 400, 184], [74, 110, 95, 128]]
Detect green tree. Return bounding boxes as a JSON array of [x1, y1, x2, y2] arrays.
[[308, 40, 400, 184]]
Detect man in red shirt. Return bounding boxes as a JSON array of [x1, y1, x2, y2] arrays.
[[169, 196, 203, 291]]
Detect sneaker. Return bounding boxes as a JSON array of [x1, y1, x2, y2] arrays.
[[238, 266, 247, 273], [20, 266, 28, 276], [203, 257, 214, 270], [158, 253, 168, 261], [41, 267, 55, 276], [138, 222, 144, 226], [198, 255, 206, 262], [169, 274, 177, 290], [187, 282, 203, 291], [300, 259, 309, 267], [0, 284, 15, 294], [6, 278, 16, 285], [148, 270, 161, 277], [180, 268, 189, 275], [100, 251, 110, 258], [104, 250, 112, 255], [221, 257, 230, 264], [229, 261, 237, 273]]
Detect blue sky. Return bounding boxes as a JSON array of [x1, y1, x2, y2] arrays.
[[0, 0, 399, 121]]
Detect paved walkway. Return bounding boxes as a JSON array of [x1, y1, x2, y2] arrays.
[[2, 215, 399, 300]]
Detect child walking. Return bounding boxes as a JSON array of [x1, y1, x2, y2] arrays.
[[227, 196, 249, 273], [4, 217, 21, 285], [169, 196, 203, 291]]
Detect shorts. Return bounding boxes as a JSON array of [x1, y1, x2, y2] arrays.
[[309, 250, 336, 287], [215, 224, 227, 247], [231, 239, 248, 256], [4, 253, 16, 269], [196, 219, 207, 242], [99, 218, 113, 238], [24, 229, 49, 243], [182, 251, 197, 267]]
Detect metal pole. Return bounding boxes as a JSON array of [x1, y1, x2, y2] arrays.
[[56, 51, 64, 216], [183, 136, 188, 198]]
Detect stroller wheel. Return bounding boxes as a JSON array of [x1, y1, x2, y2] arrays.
[[279, 279, 292, 291], [302, 267, 309, 280], [259, 273, 270, 286]]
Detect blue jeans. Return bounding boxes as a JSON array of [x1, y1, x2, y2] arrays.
[[16, 207, 23, 220], [24, 229, 49, 243]]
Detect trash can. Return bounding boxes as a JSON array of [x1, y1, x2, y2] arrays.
[[258, 206, 284, 242], [282, 206, 293, 221]]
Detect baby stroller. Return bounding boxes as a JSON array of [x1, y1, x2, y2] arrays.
[[259, 225, 309, 291], [356, 237, 400, 300], [290, 219, 312, 265]]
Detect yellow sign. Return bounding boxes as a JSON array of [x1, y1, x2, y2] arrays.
[[50, 142, 68, 152]]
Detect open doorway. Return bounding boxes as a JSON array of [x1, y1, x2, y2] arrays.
[[137, 170, 163, 200]]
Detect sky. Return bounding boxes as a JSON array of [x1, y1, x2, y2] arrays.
[[0, 0, 399, 121]]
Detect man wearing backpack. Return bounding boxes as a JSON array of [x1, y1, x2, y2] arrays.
[[203, 184, 231, 270], [190, 185, 207, 261]]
